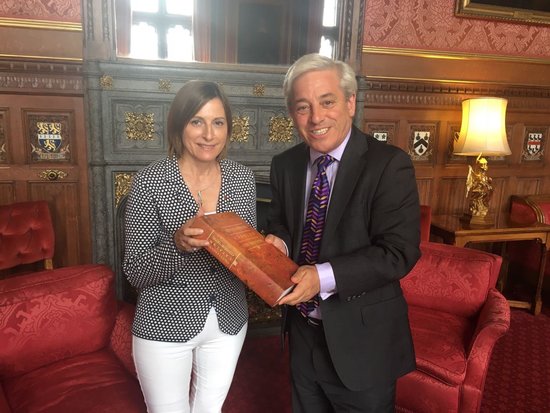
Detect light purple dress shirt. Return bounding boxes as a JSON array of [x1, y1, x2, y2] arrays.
[[303, 129, 351, 318]]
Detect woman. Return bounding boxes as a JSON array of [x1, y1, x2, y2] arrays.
[[123, 80, 256, 413]]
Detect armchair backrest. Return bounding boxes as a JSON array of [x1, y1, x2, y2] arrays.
[[0, 264, 117, 379], [401, 242, 502, 318], [510, 194, 550, 224], [420, 205, 431, 242], [0, 200, 55, 271]]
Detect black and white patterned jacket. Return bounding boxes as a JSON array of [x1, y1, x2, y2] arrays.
[[123, 156, 256, 342]]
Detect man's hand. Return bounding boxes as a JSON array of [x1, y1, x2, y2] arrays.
[[278, 265, 320, 306]]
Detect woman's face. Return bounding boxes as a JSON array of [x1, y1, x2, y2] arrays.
[[181, 98, 228, 163]]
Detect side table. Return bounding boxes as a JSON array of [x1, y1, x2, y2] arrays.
[[430, 214, 550, 315]]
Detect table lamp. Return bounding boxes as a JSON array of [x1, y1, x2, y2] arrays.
[[453, 97, 511, 227]]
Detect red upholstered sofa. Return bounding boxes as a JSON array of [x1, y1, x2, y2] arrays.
[[396, 242, 510, 413], [0, 264, 146, 413]]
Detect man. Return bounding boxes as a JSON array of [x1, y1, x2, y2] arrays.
[[265, 53, 421, 412]]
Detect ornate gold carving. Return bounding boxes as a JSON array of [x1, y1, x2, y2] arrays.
[[39, 169, 67, 181], [231, 116, 250, 143], [159, 79, 171, 92], [247, 289, 281, 324], [100, 74, 113, 90], [253, 84, 265, 96], [0, 114, 6, 163], [125, 112, 155, 141], [114, 172, 136, 207], [268, 116, 294, 143]]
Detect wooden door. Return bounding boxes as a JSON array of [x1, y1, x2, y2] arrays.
[[0, 94, 91, 270]]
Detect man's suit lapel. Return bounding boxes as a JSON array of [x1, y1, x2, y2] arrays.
[[289, 145, 310, 260], [322, 127, 369, 250]]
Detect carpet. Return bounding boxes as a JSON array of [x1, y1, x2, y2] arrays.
[[223, 308, 550, 413], [480, 308, 550, 413]]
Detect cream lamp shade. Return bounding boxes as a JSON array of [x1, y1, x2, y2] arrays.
[[454, 97, 511, 156]]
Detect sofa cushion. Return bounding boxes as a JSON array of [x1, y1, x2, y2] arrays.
[[408, 306, 473, 386], [0, 265, 117, 378], [2, 350, 146, 413], [402, 242, 501, 318], [396, 369, 460, 413]]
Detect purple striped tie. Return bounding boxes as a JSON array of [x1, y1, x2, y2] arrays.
[[297, 154, 335, 319]]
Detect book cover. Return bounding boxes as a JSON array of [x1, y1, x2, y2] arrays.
[[193, 212, 296, 307]]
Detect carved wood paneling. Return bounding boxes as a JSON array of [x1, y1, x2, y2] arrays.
[[436, 178, 467, 216], [0, 61, 83, 94], [0, 92, 91, 269], [0, 183, 14, 205], [361, 50, 550, 223], [416, 179, 432, 206], [515, 178, 545, 198], [0, 109, 8, 163]]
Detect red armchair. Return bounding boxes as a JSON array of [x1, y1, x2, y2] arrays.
[[0, 201, 55, 274], [420, 205, 432, 242], [0, 264, 146, 412], [508, 194, 550, 295], [396, 242, 510, 413]]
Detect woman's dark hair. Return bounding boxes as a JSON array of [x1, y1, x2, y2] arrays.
[[167, 80, 232, 158]]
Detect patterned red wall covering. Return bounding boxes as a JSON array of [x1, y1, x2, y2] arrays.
[[0, 0, 81, 23], [363, 0, 550, 59]]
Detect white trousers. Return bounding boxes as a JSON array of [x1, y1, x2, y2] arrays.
[[133, 308, 247, 413]]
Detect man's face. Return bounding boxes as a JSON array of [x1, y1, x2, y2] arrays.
[[289, 69, 356, 154]]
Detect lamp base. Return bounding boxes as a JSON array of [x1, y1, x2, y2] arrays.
[[459, 213, 495, 228]]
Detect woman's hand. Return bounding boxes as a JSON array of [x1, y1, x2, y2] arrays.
[[173, 216, 210, 253]]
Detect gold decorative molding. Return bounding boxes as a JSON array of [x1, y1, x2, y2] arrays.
[[0, 17, 82, 31], [455, 0, 550, 27], [268, 116, 294, 143], [231, 116, 250, 143], [159, 79, 171, 92], [114, 172, 136, 207], [125, 112, 155, 141], [253, 84, 265, 96], [39, 169, 67, 181], [100, 74, 113, 90], [363, 46, 550, 65], [0, 53, 82, 62]]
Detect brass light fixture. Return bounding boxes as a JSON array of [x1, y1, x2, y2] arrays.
[[453, 97, 511, 227]]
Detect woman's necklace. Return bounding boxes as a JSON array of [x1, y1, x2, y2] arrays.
[[196, 184, 214, 209], [180, 162, 220, 209]]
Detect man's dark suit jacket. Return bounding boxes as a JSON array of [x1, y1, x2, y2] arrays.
[[267, 125, 421, 392]]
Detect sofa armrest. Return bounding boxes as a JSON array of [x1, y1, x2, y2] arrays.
[[0, 384, 12, 413], [109, 301, 137, 377], [465, 288, 510, 385]]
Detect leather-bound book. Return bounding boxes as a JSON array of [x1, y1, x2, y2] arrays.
[[193, 212, 296, 307]]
